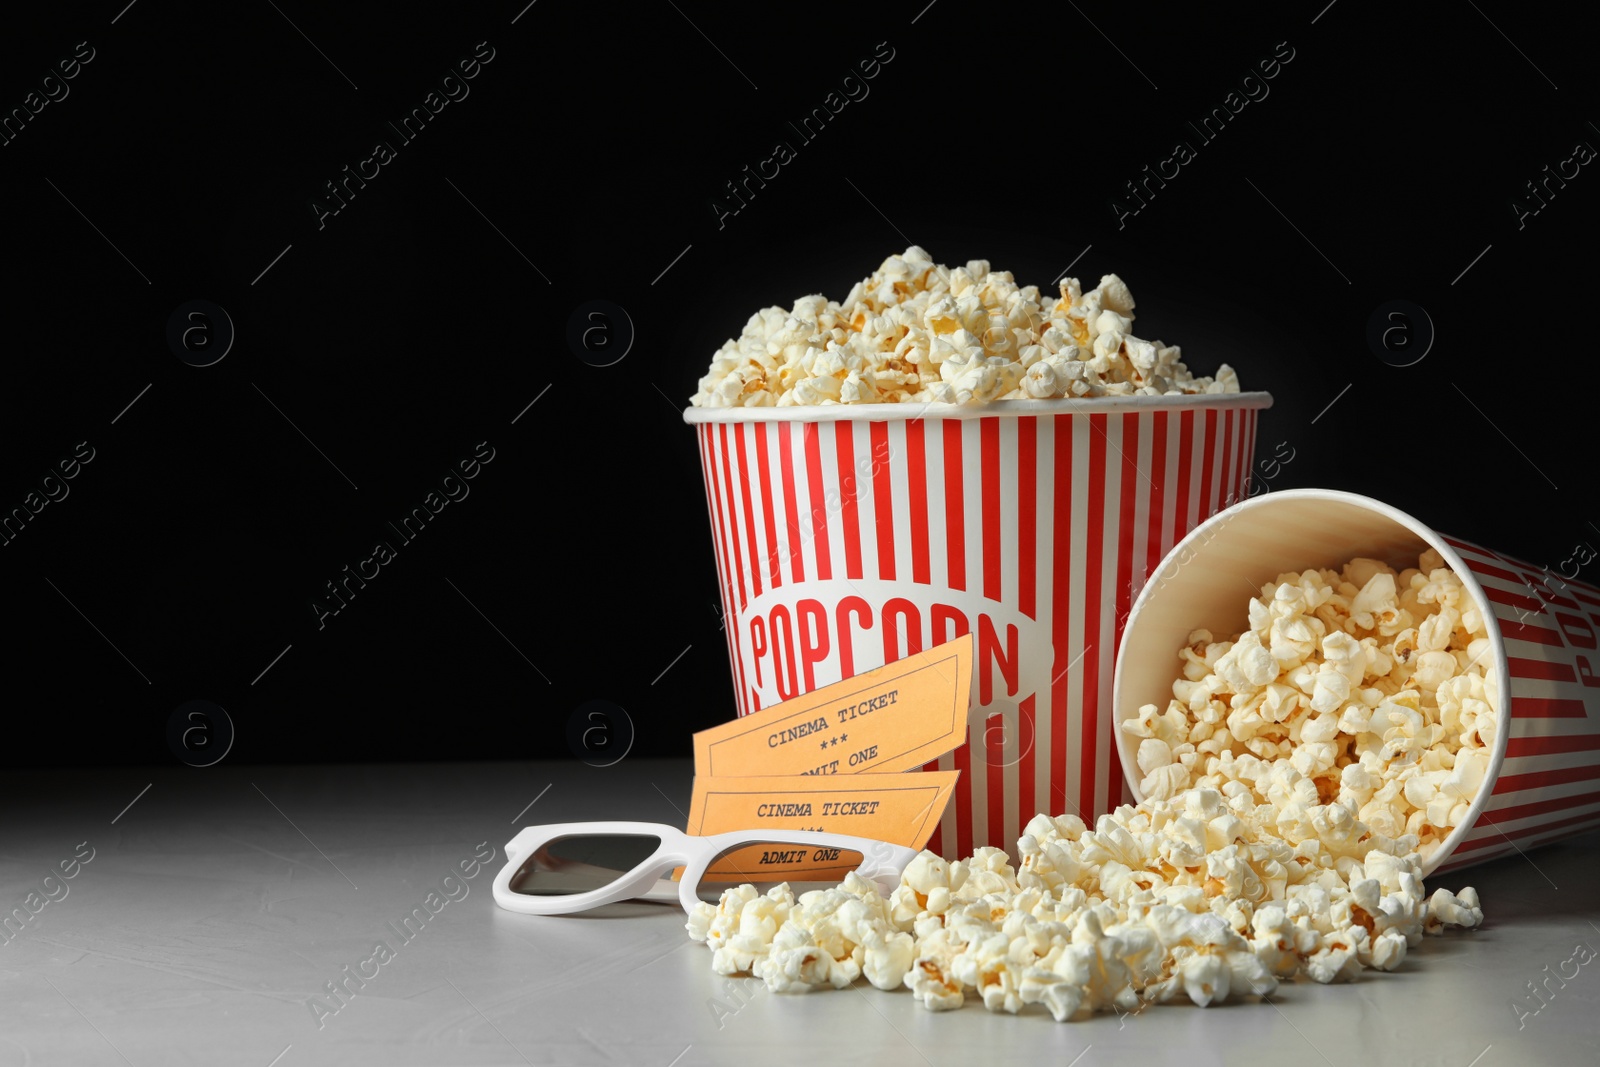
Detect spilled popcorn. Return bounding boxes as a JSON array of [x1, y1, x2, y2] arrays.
[[1133, 548, 1498, 867], [689, 246, 1239, 407], [685, 550, 1491, 1020]]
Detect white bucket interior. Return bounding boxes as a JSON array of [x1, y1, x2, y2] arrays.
[[1111, 488, 1510, 876]]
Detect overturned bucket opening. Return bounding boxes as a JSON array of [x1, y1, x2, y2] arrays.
[[1112, 488, 1511, 877]]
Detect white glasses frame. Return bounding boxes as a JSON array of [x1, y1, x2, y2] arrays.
[[493, 822, 921, 917]]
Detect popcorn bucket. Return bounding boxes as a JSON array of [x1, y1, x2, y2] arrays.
[[685, 393, 1272, 859], [1111, 488, 1600, 877]]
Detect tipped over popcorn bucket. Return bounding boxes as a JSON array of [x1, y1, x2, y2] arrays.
[[686, 393, 1273, 859], [1112, 488, 1600, 877]]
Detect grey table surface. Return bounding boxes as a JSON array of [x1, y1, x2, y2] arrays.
[[2, 759, 1596, 1067]]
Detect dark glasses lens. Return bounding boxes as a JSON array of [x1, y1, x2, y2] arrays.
[[508, 833, 662, 896]]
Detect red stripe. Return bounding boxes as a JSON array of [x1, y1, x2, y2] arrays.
[[1510, 657, 1576, 682], [1018, 418, 1037, 620], [1484, 586, 1542, 612], [754, 425, 781, 591], [1235, 413, 1249, 498], [925, 812, 943, 858], [734, 425, 763, 598], [778, 425, 804, 583], [1444, 837, 1507, 856], [1236, 409, 1252, 501], [1051, 415, 1073, 824], [1241, 412, 1254, 499], [1451, 809, 1600, 854], [1513, 573, 1578, 610], [870, 421, 896, 582], [935, 417, 972, 852], [1218, 408, 1237, 508], [1512, 696, 1589, 718], [1462, 558, 1522, 585], [704, 427, 749, 716], [1496, 762, 1600, 794], [982, 418, 1001, 602], [1478, 788, 1600, 826], [953, 731, 973, 859], [694, 426, 722, 605], [930, 416, 958, 858], [1506, 733, 1600, 758], [1019, 693, 1037, 831], [907, 420, 931, 585], [1108, 413, 1141, 809], [835, 422, 863, 581], [803, 423, 831, 581], [1529, 572, 1593, 604], [1175, 409, 1195, 539], [1144, 411, 1168, 584], [943, 421, 966, 591], [986, 711, 1004, 857], [1114, 412, 1141, 631], [917, 751, 943, 858], [1501, 621, 1564, 647], [1442, 535, 1502, 561], [698, 428, 739, 713], [1244, 410, 1259, 499], [1198, 408, 1218, 518], [716, 424, 747, 610], [980, 416, 1003, 850], [1081, 413, 1108, 819]]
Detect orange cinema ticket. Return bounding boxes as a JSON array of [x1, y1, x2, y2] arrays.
[[692, 635, 972, 779], [687, 770, 960, 883]]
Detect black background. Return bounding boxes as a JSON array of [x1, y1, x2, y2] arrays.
[[2, 0, 1593, 769]]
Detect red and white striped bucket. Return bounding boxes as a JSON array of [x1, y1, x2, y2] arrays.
[[1111, 488, 1600, 877], [685, 393, 1272, 859]]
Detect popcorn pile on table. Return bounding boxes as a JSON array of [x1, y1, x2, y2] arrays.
[[685, 550, 1491, 1021], [689, 247, 1240, 408]]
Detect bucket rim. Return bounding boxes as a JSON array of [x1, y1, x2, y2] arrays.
[[682, 391, 1275, 425]]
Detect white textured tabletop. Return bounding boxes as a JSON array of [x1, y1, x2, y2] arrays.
[[2, 759, 1596, 1067]]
